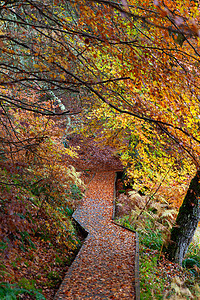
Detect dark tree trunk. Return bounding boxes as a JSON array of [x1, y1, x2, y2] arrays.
[[165, 170, 200, 265]]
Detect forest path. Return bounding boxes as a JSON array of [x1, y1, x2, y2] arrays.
[[55, 171, 137, 299]]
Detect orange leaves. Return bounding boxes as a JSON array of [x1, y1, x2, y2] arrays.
[[152, 0, 200, 38], [154, 0, 168, 18], [189, 19, 200, 37], [0, 0, 199, 229]]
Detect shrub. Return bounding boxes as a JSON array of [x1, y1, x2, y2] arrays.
[[0, 281, 45, 300]]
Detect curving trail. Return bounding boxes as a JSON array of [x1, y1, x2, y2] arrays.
[[55, 171, 137, 299]]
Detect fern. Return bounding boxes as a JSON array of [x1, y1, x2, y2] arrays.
[[164, 276, 194, 299], [0, 282, 45, 300]]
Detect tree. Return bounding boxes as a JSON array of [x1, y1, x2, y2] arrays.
[[165, 170, 200, 265], [71, 0, 200, 265], [0, 0, 200, 264], [0, 89, 83, 247]]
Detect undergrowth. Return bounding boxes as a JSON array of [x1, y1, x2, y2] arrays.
[[0, 165, 85, 299], [115, 181, 200, 300], [0, 281, 45, 300]]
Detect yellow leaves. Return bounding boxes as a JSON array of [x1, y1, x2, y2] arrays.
[[67, 165, 85, 189], [49, 73, 57, 79], [33, 63, 40, 69], [138, 133, 152, 145], [2, 48, 15, 54], [190, 5, 200, 18], [33, 62, 50, 72], [46, 56, 54, 63], [166, 276, 194, 299], [115, 115, 129, 128], [60, 74, 66, 81], [64, 147, 78, 158]]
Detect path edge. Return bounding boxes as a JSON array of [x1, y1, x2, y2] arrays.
[[112, 171, 140, 300], [55, 170, 140, 300]]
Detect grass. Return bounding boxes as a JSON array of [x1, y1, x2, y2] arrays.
[[118, 215, 200, 299], [139, 250, 165, 300]]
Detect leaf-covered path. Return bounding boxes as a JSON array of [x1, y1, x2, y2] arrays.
[[55, 170, 137, 299]]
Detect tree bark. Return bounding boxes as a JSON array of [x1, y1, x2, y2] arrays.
[[165, 170, 200, 265]]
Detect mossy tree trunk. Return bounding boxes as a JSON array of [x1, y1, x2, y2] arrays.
[[165, 171, 200, 265]]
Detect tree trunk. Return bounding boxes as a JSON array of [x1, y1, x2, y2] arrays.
[[165, 170, 200, 265]]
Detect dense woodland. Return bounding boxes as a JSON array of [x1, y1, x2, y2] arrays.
[[0, 0, 200, 299]]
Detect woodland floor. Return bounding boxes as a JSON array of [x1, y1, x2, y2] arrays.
[[55, 135, 137, 299], [1, 135, 124, 300], [54, 135, 194, 299], [55, 135, 200, 300], [3, 135, 197, 299]]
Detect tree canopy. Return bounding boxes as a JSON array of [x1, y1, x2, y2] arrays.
[[1, 0, 199, 164], [0, 0, 200, 265]]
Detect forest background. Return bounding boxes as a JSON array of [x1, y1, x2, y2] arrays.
[[0, 0, 200, 299]]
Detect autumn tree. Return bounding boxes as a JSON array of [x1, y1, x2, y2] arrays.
[[0, 0, 200, 264], [0, 86, 84, 247], [70, 0, 200, 265]]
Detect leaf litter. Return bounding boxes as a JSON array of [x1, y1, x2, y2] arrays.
[[55, 168, 137, 299]]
